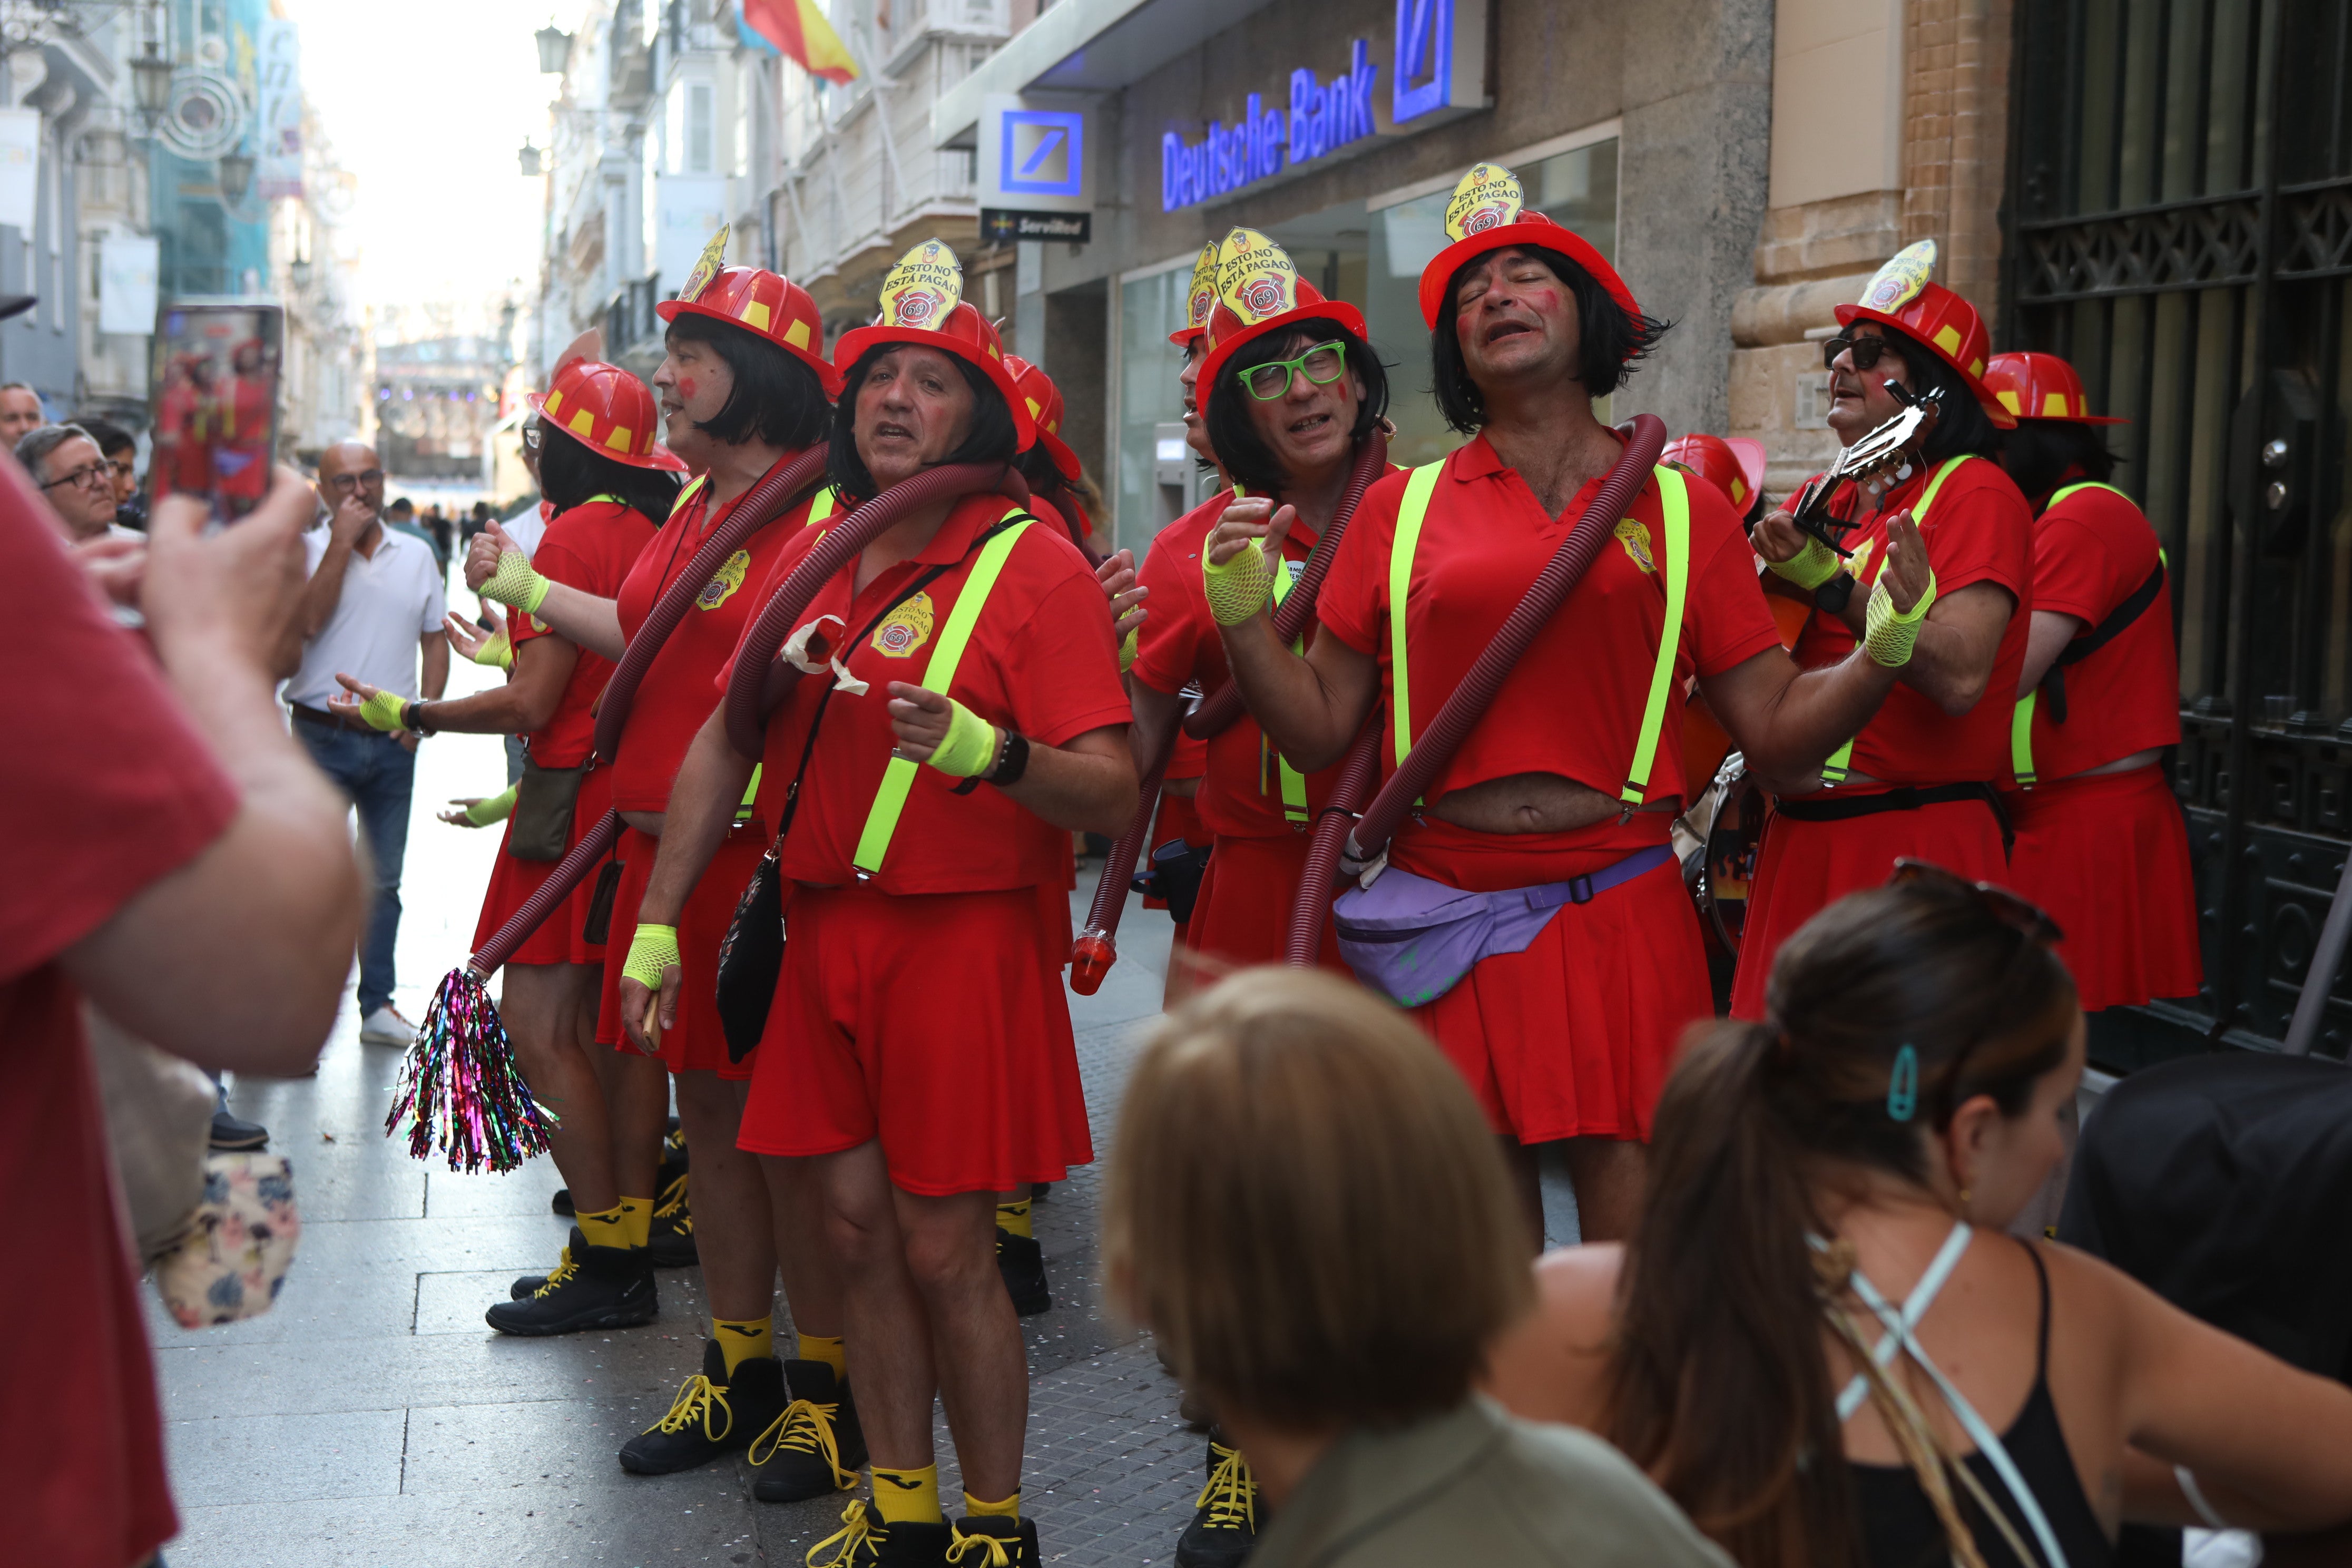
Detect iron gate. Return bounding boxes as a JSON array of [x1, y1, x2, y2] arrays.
[[2005, 0, 2352, 1064]]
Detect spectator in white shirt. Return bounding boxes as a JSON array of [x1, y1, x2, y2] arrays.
[[289, 440, 448, 1047]]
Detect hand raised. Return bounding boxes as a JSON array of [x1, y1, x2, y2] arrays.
[[1203, 495, 1297, 570], [1879, 511, 1932, 614]]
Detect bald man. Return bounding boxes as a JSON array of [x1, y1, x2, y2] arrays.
[[287, 442, 449, 1047]]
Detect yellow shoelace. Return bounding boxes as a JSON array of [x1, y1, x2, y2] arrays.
[[749, 1396, 859, 1489], [808, 1499, 884, 1567], [531, 1246, 581, 1299], [643, 1369, 734, 1442], [1197, 1443, 1257, 1531], [946, 1526, 1011, 1566], [655, 1172, 693, 1235]]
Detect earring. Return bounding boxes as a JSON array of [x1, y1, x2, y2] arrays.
[[1957, 1186, 1973, 1210]]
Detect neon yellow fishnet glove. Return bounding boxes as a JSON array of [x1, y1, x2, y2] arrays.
[[925, 697, 998, 778], [465, 786, 517, 826], [1766, 534, 1844, 592], [621, 924, 679, 991], [1119, 626, 1139, 673], [468, 626, 513, 670], [355, 689, 411, 733], [1864, 567, 1938, 668], [1204, 543, 1273, 625], [479, 549, 550, 614]]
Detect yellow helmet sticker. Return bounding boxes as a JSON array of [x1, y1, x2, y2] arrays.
[[1184, 240, 1220, 329], [877, 240, 964, 330], [1444, 162, 1523, 243], [871, 591, 936, 658], [679, 224, 732, 305], [1860, 239, 1938, 316], [1216, 228, 1298, 326]]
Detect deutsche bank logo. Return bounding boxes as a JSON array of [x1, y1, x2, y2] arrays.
[[1393, 0, 1455, 124], [999, 110, 1085, 200]]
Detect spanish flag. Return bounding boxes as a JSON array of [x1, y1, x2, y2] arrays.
[[741, 0, 859, 85]]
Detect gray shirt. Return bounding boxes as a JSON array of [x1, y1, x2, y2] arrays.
[[1247, 1397, 1734, 1568]]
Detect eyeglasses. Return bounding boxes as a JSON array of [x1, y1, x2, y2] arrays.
[[1887, 859, 2064, 946], [522, 420, 543, 453], [325, 468, 386, 491], [41, 462, 111, 493], [1821, 333, 1898, 373], [1242, 340, 1349, 401]]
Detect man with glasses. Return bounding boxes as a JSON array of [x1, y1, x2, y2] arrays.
[[287, 440, 450, 1049], [17, 424, 135, 543], [73, 418, 147, 532]]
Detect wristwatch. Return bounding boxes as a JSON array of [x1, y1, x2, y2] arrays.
[[983, 729, 1031, 788], [1815, 572, 1857, 615], [404, 700, 435, 737]]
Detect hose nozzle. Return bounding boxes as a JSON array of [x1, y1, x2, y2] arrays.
[[1070, 930, 1116, 995]]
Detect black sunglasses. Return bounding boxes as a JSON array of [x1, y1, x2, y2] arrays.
[[1888, 859, 2064, 946], [1821, 334, 1898, 373]]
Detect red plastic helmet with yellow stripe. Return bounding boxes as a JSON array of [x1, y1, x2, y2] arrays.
[[527, 357, 664, 469], [834, 239, 1036, 450], [1417, 161, 1645, 345], [1004, 355, 1082, 480], [654, 227, 839, 397], [1195, 228, 1370, 423], [1661, 433, 1769, 516], [1168, 239, 1220, 349], [1834, 240, 2015, 429], [1979, 350, 2126, 425]]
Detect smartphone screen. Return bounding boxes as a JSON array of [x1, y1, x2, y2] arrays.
[[149, 300, 283, 523]]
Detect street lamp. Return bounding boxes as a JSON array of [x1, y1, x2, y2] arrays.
[[290, 251, 313, 291], [517, 140, 542, 177], [131, 43, 172, 134], [534, 25, 571, 74], [217, 149, 254, 203]]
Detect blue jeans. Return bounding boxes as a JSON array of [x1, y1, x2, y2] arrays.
[[296, 722, 416, 1015]]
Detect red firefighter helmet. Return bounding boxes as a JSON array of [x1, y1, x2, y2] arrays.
[[527, 357, 664, 468], [1662, 433, 1769, 515], [833, 239, 1036, 449], [1168, 238, 1221, 349], [647, 442, 692, 473], [656, 262, 840, 397], [1004, 355, 1082, 481], [1416, 161, 1644, 344], [1834, 240, 2016, 429], [1980, 350, 2126, 425], [1195, 228, 1370, 423]]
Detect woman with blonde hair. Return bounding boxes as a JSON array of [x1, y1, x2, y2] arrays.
[[1487, 864, 2352, 1567], [1105, 968, 1732, 1567]]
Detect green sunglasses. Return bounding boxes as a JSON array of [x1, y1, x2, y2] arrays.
[[1241, 340, 1350, 400]]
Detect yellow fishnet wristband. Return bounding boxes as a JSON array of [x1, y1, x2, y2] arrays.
[[1766, 534, 1844, 592], [621, 924, 679, 991], [1864, 567, 1938, 668], [1203, 544, 1273, 625], [481, 550, 550, 614], [356, 689, 410, 732], [926, 698, 997, 778]]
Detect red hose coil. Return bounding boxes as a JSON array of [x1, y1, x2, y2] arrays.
[[1285, 721, 1381, 967], [1069, 726, 1173, 994], [723, 462, 1030, 759], [467, 809, 625, 980]]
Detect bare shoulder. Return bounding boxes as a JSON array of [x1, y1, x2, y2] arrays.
[[1482, 1244, 1622, 1429]]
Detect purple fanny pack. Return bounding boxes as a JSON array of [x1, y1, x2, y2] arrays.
[[1332, 844, 1677, 1008]]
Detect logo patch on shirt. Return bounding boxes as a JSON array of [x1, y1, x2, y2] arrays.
[[871, 592, 935, 658], [1613, 516, 1657, 574], [697, 550, 751, 610]]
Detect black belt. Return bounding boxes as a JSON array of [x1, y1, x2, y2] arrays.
[[1776, 781, 2012, 858], [289, 701, 382, 734]]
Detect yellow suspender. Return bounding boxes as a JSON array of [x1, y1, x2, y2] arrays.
[[584, 492, 624, 506], [850, 512, 1034, 877], [1387, 461, 1689, 802], [1819, 455, 1973, 787], [807, 486, 838, 526], [669, 474, 709, 517], [1265, 560, 1309, 825], [2009, 480, 2162, 789]]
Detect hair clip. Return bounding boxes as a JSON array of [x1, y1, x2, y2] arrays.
[[1886, 1044, 1919, 1123]]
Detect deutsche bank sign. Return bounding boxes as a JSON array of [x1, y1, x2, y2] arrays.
[[998, 109, 1084, 200], [1158, 0, 1487, 213]]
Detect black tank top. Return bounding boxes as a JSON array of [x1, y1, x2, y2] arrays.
[[1848, 1242, 2115, 1568]]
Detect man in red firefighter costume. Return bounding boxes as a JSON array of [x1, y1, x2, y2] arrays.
[[1986, 349, 2201, 1011], [1731, 240, 2036, 1017], [1213, 162, 1920, 1246], [469, 243, 861, 1498], [213, 337, 276, 514], [629, 239, 1134, 1567]]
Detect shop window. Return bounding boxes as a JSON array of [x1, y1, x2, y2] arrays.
[[1116, 264, 1195, 557]]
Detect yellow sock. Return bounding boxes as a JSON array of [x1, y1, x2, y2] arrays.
[[619, 1194, 653, 1249], [798, 1332, 848, 1378], [711, 1316, 773, 1375], [871, 1463, 943, 1525], [996, 1198, 1032, 1239], [576, 1203, 629, 1251], [965, 1490, 1020, 1521]]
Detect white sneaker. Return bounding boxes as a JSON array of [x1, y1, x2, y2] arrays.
[[360, 1005, 416, 1047]]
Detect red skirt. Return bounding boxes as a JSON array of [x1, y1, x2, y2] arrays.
[[737, 884, 1094, 1196], [1730, 792, 2009, 1019], [471, 766, 613, 967], [1409, 856, 1709, 1144], [1189, 831, 1343, 973], [2004, 766, 2203, 1012], [595, 820, 770, 1080]]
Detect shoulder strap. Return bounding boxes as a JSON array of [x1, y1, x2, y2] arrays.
[[807, 485, 838, 527], [1620, 466, 1692, 806], [1388, 462, 1447, 767], [852, 511, 1037, 877], [2048, 480, 2129, 508], [667, 474, 709, 520]]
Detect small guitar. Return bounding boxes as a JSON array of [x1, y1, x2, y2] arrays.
[[1783, 383, 1945, 556]]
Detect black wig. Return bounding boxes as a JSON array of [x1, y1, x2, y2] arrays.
[[1429, 243, 1671, 434]]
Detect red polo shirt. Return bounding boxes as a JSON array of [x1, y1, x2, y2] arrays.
[[730, 491, 1131, 894], [611, 464, 826, 812], [512, 498, 656, 767], [1789, 454, 2034, 787], [1131, 487, 1349, 839], [2019, 479, 2179, 780], [1318, 434, 1783, 888]]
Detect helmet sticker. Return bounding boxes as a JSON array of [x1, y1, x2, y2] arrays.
[[1861, 239, 1938, 315], [1184, 240, 1220, 328], [1444, 162, 1524, 243], [877, 240, 965, 330], [679, 224, 732, 305], [1216, 228, 1298, 326]]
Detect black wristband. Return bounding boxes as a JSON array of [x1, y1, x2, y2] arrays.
[[1815, 573, 1856, 615], [983, 729, 1031, 788], [406, 700, 434, 737]]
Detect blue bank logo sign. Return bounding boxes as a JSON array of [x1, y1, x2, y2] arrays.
[[999, 109, 1085, 200], [1393, 0, 1463, 125]]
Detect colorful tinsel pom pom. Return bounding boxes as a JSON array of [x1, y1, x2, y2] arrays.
[[384, 967, 558, 1173]]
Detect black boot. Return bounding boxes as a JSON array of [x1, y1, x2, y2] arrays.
[[550, 1185, 575, 1216], [950, 1515, 1040, 1566], [617, 1339, 787, 1475], [995, 1228, 1050, 1316], [648, 1170, 697, 1268], [485, 1227, 657, 1336], [1174, 1439, 1258, 1567], [807, 1501, 952, 1567], [750, 1358, 869, 1503]]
